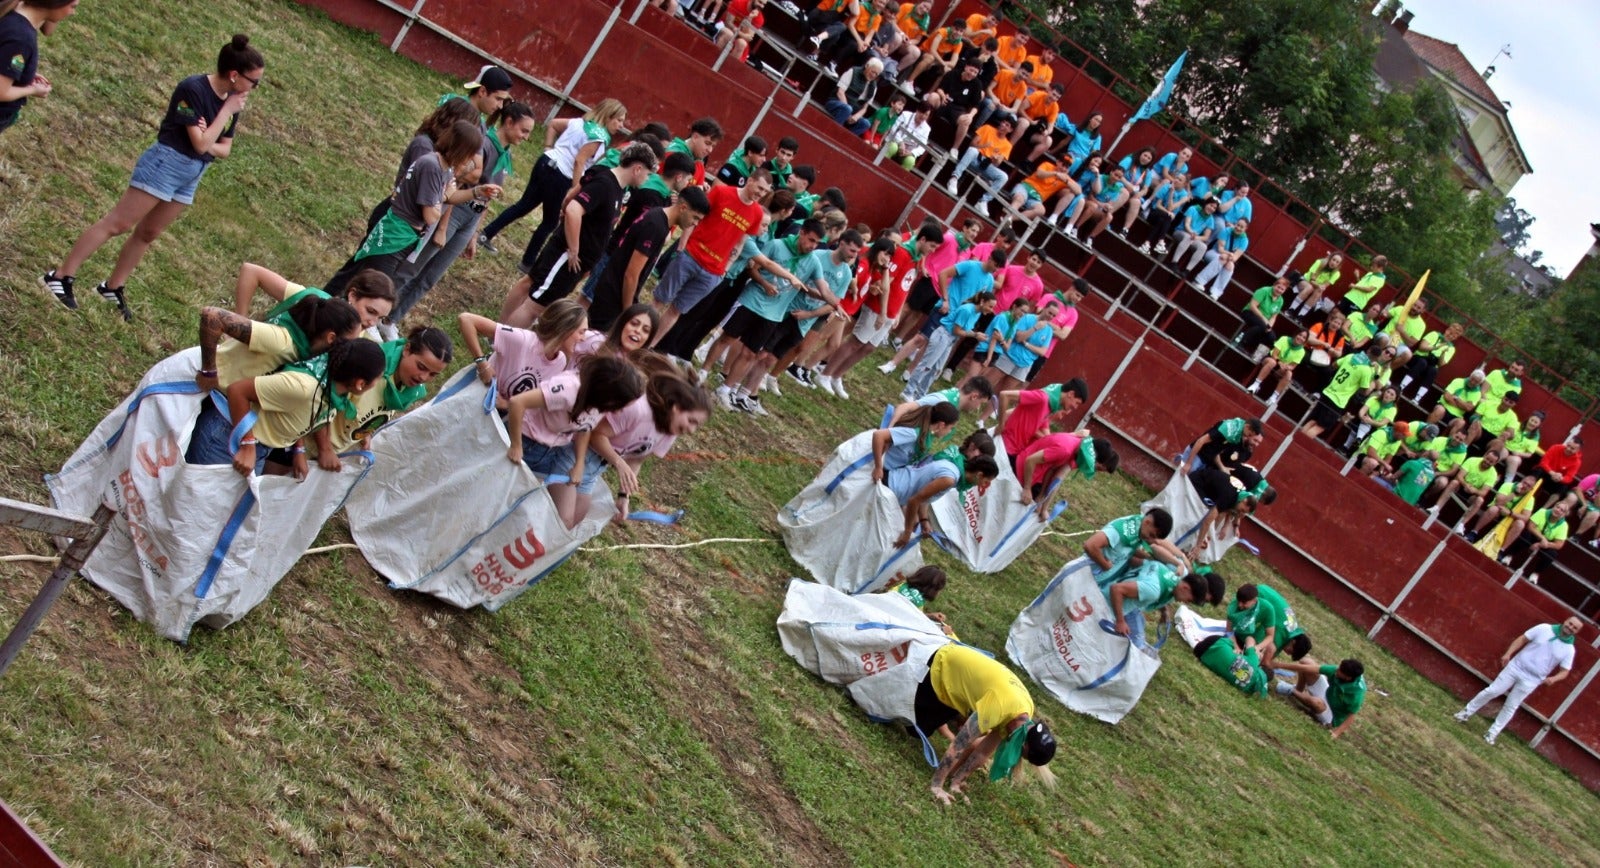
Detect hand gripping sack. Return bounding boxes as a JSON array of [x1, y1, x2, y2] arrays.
[[345, 368, 614, 610], [1142, 469, 1239, 564], [929, 436, 1066, 572], [46, 349, 373, 641]]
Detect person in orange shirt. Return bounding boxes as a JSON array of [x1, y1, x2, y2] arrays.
[[904, 17, 965, 85], [819, 0, 884, 72], [988, 63, 1031, 120], [963, 12, 997, 48], [994, 31, 1029, 74], [880, 0, 931, 78], [1024, 47, 1057, 91], [804, 0, 858, 50], [1013, 82, 1063, 153], [946, 116, 1016, 215], [1008, 160, 1074, 220]]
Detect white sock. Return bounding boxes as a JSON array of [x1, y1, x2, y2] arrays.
[[1274, 681, 1294, 696]]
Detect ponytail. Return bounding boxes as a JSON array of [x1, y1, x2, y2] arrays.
[[217, 33, 264, 75], [287, 296, 360, 347], [327, 338, 386, 385], [406, 326, 454, 365], [489, 99, 536, 129]]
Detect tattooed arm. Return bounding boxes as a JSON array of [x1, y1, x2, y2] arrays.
[[197, 306, 256, 391]]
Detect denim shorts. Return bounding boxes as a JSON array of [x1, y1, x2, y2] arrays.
[[129, 142, 208, 205], [184, 398, 268, 474], [521, 436, 567, 477], [548, 443, 608, 494], [654, 252, 723, 314]]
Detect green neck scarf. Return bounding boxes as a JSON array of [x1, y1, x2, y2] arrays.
[[640, 172, 674, 199], [1076, 438, 1097, 479], [283, 354, 359, 421], [989, 725, 1028, 781], [1553, 624, 1576, 644], [485, 123, 514, 180], [895, 584, 926, 609], [1042, 383, 1064, 412], [380, 340, 427, 411], [264, 286, 333, 361]]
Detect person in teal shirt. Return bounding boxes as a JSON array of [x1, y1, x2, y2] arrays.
[[1279, 657, 1367, 737], [1226, 583, 1281, 654], [1106, 561, 1223, 650], [1083, 509, 1176, 590]]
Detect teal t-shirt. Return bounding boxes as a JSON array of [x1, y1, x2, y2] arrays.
[[738, 236, 809, 321], [790, 249, 854, 335], [1394, 458, 1435, 505], [1091, 514, 1147, 588], [1132, 561, 1180, 613]]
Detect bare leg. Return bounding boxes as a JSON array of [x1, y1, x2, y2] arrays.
[[57, 187, 162, 277], [106, 199, 189, 288]]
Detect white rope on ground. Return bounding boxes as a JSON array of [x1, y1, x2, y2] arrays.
[[579, 537, 778, 552], [0, 555, 58, 564]]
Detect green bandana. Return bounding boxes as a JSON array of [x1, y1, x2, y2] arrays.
[[1042, 383, 1064, 412], [1553, 624, 1575, 644], [989, 725, 1028, 782], [355, 208, 426, 262], [1246, 477, 1270, 500], [896, 584, 926, 609], [485, 123, 514, 180], [1076, 438, 1097, 480], [380, 340, 427, 411], [264, 287, 333, 362], [639, 172, 674, 199], [283, 354, 360, 421]]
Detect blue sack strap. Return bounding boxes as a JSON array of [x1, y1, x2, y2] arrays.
[[103, 380, 204, 449]]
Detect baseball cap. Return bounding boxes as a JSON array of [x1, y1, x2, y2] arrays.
[[464, 65, 514, 93]]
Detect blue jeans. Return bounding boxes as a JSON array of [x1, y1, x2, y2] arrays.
[[185, 399, 267, 474], [549, 444, 608, 494], [521, 436, 565, 477], [951, 148, 1008, 203], [392, 202, 482, 321], [824, 100, 870, 136]]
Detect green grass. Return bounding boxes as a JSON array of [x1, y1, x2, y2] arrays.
[[0, 0, 1597, 865]]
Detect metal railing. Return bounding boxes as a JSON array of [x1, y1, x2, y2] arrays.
[[0, 499, 113, 678]]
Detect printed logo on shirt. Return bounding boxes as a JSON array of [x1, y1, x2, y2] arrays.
[[176, 100, 196, 118], [8, 54, 23, 72], [506, 370, 543, 396]]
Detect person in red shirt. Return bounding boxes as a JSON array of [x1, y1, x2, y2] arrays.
[[1531, 437, 1584, 505], [714, 0, 767, 64], [815, 230, 937, 397], [651, 168, 774, 345], [997, 378, 1090, 464]]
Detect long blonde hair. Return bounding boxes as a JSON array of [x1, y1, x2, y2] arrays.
[[586, 98, 628, 129]]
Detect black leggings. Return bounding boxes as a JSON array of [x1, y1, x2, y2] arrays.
[[1145, 208, 1178, 241], [480, 155, 570, 260], [1404, 353, 1441, 394], [1239, 311, 1273, 352]]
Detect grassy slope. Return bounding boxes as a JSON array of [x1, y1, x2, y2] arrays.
[[0, 1, 1595, 865]]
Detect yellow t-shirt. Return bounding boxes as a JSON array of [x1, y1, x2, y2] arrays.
[[250, 370, 322, 448], [218, 322, 298, 388], [325, 382, 390, 451], [929, 644, 1033, 733]]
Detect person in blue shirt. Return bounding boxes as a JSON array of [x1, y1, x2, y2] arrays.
[[969, 297, 1030, 380], [905, 291, 995, 400], [1219, 181, 1253, 223], [1053, 110, 1103, 167], [1194, 218, 1250, 299], [992, 298, 1061, 389], [1114, 148, 1158, 234], [1072, 165, 1129, 245], [1054, 152, 1104, 234], [936, 248, 1005, 313], [1139, 173, 1190, 256], [1170, 197, 1220, 272], [1154, 146, 1192, 186], [1188, 171, 1227, 203]]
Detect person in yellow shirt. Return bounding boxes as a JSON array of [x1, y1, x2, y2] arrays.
[[1287, 252, 1343, 318], [946, 116, 1015, 213], [314, 327, 453, 463], [1425, 443, 1502, 534], [920, 643, 1056, 804]]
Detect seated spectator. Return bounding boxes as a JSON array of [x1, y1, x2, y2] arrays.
[[1024, 46, 1057, 91], [1399, 321, 1463, 403], [1379, 297, 1428, 365], [1499, 501, 1571, 584], [824, 57, 884, 136], [1501, 409, 1546, 479], [1557, 474, 1600, 549], [961, 12, 998, 50], [862, 90, 907, 147], [1008, 159, 1074, 221], [1070, 163, 1130, 244], [879, 101, 932, 169], [1337, 255, 1389, 316], [1153, 146, 1192, 188], [1467, 389, 1521, 451], [1111, 147, 1159, 233], [1054, 111, 1104, 168], [1345, 384, 1401, 454], [879, 0, 932, 80], [1194, 218, 1250, 300], [994, 30, 1028, 74], [921, 59, 985, 146], [1300, 310, 1348, 394], [1168, 197, 1220, 272], [980, 61, 1031, 135], [903, 16, 964, 86], [1464, 473, 1539, 543], [1234, 276, 1288, 360], [1356, 421, 1407, 479], [714, 135, 767, 188], [1301, 344, 1394, 440], [1015, 83, 1066, 160], [1341, 300, 1388, 351], [1528, 438, 1584, 505], [1430, 443, 1503, 534], [1423, 368, 1484, 436], [1218, 181, 1253, 223], [1138, 173, 1190, 255], [1287, 252, 1344, 319], [713, 0, 768, 64], [1052, 152, 1105, 234], [945, 115, 1015, 214], [805, 0, 862, 63], [1245, 327, 1309, 409]]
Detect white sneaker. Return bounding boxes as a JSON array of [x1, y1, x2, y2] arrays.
[[715, 385, 736, 411], [1264, 393, 1279, 408], [764, 374, 782, 396], [878, 361, 897, 374], [1154, 241, 1169, 255], [1251, 345, 1269, 363], [746, 396, 771, 417], [1453, 709, 1471, 723], [901, 370, 911, 382], [1527, 572, 1540, 585], [1065, 224, 1078, 239], [814, 374, 835, 395], [944, 179, 959, 196], [1452, 522, 1465, 535], [939, 368, 953, 382], [695, 367, 712, 384], [1245, 382, 1260, 394], [832, 377, 850, 399], [692, 341, 712, 364], [1484, 733, 1497, 746], [1138, 242, 1151, 254]]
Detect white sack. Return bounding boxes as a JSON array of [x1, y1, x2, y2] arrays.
[[1142, 469, 1238, 564], [929, 437, 1066, 573], [46, 349, 371, 641], [777, 429, 924, 594], [1173, 604, 1231, 648], [346, 368, 614, 611], [1006, 556, 1161, 724]]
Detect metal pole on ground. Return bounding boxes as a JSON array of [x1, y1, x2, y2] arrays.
[[0, 503, 113, 678]]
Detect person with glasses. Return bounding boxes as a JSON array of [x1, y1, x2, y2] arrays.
[[43, 34, 265, 320]]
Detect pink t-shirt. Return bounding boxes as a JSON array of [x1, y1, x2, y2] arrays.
[[521, 371, 599, 446], [1042, 304, 1079, 358], [965, 241, 997, 264], [993, 265, 1044, 312], [602, 396, 678, 460], [1017, 432, 1084, 484], [1002, 389, 1054, 458], [570, 329, 607, 365], [492, 325, 568, 403], [922, 231, 964, 289]]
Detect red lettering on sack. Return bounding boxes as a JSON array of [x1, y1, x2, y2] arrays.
[[471, 551, 518, 596], [961, 488, 983, 543], [501, 529, 546, 569], [1067, 596, 1095, 623], [116, 469, 169, 571], [1050, 614, 1081, 672], [135, 432, 180, 478]]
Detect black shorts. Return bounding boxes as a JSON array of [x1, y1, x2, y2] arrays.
[[1310, 394, 1345, 431], [948, 336, 979, 368], [524, 246, 594, 304], [913, 662, 964, 735], [906, 275, 940, 314], [769, 317, 806, 357], [1027, 353, 1050, 381], [725, 307, 786, 354]]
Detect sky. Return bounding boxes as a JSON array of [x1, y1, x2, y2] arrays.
[[1395, 0, 1600, 277]]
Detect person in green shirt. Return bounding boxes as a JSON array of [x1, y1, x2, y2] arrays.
[[1499, 501, 1570, 584], [1432, 428, 1471, 477], [1192, 634, 1268, 698], [1236, 276, 1290, 360], [1468, 390, 1520, 450], [1337, 254, 1388, 315], [1255, 583, 1311, 667], [1481, 360, 1525, 406], [1302, 344, 1394, 439], [1083, 509, 1178, 590], [1379, 297, 1428, 363], [1501, 409, 1546, 479], [1278, 657, 1367, 738], [711, 134, 767, 188], [1357, 421, 1407, 478], [1341, 301, 1388, 349], [1392, 455, 1435, 506], [1465, 474, 1540, 543], [1426, 442, 1502, 532], [1425, 368, 1485, 436], [1226, 583, 1280, 655], [1288, 252, 1344, 319], [1344, 384, 1400, 452], [1246, 327, 1308, 408], [1106, 562, 1223, 649], [1400, 321, 1462, 402]]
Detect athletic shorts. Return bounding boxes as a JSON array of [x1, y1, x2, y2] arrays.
[[725, 307, 786, 353], [654, 251, 725, 314], [1310, 395, 1345, 431], [769, 317, 805, 357], [524, 245, 595, 304], [995, 356, 1031, 380], [913, 663, 964, 735], [1012, 183, 1043, 206], [852, 309, 893, 346], [1306, 675, 1336, 726], [905, 275, 940, 314], [129, 142, 208, 206]]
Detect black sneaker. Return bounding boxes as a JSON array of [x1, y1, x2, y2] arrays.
[[42, 270, 77, 309], [97, 282, 133, 321]]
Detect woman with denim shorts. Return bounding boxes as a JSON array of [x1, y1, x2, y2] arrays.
[[43, 34, 264, 320]]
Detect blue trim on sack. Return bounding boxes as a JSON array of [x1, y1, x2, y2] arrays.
[[879, 404, 894, 430], [194, 489, 257, 599], [410, 487, 549, 588], [103, 381, 204, 449], [1077, 645, 1132, 691], [227, 409, 260, 453], [824, 454, 875, 495], [855, 534, 925, 595], [628, 509, 683, 524], [432, 370, 487, 406], [987, 486, 1067, 559]]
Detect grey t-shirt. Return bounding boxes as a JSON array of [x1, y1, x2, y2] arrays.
[[391, 152, 449, 229], [395, 134, 435, 192]]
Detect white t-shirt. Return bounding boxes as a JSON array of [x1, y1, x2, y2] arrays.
[[1510, 624, 1577, 680]]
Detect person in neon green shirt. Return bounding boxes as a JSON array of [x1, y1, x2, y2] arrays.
[[1357, 421, 1407, 478], [1245, 327, 1308, 408], [1499, 501, 1571, 584], [1425, 368, 1485, 435], [1337, 254, 1388, 314], [1433, 428, 1471, 475], [1482, 360, 1525, 405], [1501, 409, 1546, 479], [1341, 300, 1388, 349], [1426, 442, 1502, 532], [1288, 251, 1344, 318], [1301, 344, 1394, 438], [1278, 657, 1367, 738], [1465, 473, 1540, 543], [1344, 384, 1399, 452], [1400, 321, 1462, 402], [1469, 390, 1520, 449], [1380, 297, 1428, 362]]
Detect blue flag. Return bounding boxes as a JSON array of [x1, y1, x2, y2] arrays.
[[1134, 50, 1187, 122]]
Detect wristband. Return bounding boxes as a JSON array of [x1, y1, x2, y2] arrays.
[[239, 437, 258, 446], [289, 446, 306, 455], [199, 368, 218, 378]]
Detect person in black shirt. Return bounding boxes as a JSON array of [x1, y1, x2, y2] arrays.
[[43, 34, 264, 319], [502, 142, 658, 328], [578, 150, 697, 305], [589, 187, 711, 332], [713, 135, 767, 187], [0, 0, 77, 133], [922, 60, 984, 146]]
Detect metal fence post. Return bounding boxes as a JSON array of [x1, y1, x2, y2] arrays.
[[389, 0, 430, 53], [0, 503, 114, 678], [1366, 535, 1448, 640], [546, 1, 625, 123]]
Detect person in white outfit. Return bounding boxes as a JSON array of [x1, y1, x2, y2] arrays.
[[1454, 616, 1582, 745]]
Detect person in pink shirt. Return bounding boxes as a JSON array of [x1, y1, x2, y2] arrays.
[[457, 299, 590, 412], [1016, 430, 1119, 518], [548, 355, 712, 528], [569, 303, 659, 363], [993, 252, 1046, 312], [505, 355, 643, 478], [997, 378, 1089, 462], [884, 217, 982, 361], [960, 225, 1018, 274], [1027, 279, 1085, 381]]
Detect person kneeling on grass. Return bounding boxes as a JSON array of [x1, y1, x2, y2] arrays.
[[1106, 562, 1224, 649], [918, 644, 1057, 806], [1274, 657, 1366, 740], [1192, 634, 1268, 698], [1084, 508, 1178, 589], [1016, 431, 1119, 520]]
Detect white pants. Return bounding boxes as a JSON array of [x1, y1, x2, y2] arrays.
[[1464, 667, 1542, 739]]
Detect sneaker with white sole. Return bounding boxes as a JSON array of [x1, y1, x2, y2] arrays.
[[878, 361, 897, 374], [715, 385, 737, 411], [831, 377, 849, 399], [1245, 382, 1260, 394], [1154, 241, 1169, 255], [785, 364, 812, 387], [944, 179, 959, 196], [745, 395, 771, 417], [1138, 242, 1152, 254], [1527, 572, 1540, 585], [764, 374, 782, 396], [813, 374, 835, 395], [97, 282, 132, 321], [1484, 733, 1497, 746], [1453, 709, 1471, 723], [478, 233, 497, 254], [42, 270, 77, 309]]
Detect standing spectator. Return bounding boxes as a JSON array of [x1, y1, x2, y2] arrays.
[[1454, 617, 1582, 745], [651, 168, 774, 342], [478, 97, 626, 257], [0, 0, 78, 134], [714, 135, 768, 188], [1234, 277, 1288, 360], [824, 57, 883, 136], [586, 187, 711, 333], [43, 34, 263, 319]]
